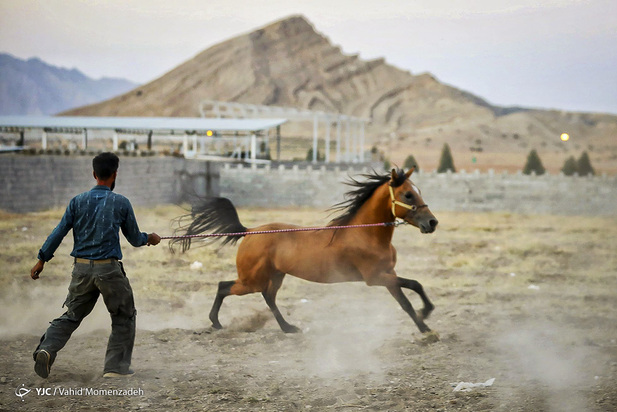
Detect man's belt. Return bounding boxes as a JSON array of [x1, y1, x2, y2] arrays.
[[74, 258, 116, 264]]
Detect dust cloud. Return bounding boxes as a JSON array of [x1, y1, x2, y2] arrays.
[[498, 321, 600, 412]]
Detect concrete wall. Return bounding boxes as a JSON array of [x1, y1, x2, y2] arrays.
[[1, 156, 616, 216], [0, 155, 219, 213], [220, 164, 617, 216]]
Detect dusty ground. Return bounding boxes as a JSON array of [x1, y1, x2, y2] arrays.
[[1, 205, 616, 411]]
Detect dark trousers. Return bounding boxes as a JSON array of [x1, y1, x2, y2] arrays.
[[33, 259, 136, 374]]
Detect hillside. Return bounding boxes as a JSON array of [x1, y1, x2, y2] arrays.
[[0, 53, 137, 115], [62, 15, 617, 173]]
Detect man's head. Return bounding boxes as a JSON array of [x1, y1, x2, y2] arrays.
[[92, 152, 119, 188]]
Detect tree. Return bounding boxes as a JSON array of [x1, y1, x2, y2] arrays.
[[577, 151, 595, 176], [306, 147, 324, 162], [561, 156, 578, 176], [523, 149, 546, 175], [383, 158, 391, 172], [437, 144, 456, 173], [404, 154, 420, 172]]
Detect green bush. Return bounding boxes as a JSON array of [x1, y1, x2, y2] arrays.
[[306, 147, 324, 162], [437, 144, 456, 173], [577, 151, 595, 176], [403, 155, 420, 172], [523, 149, 546, 175], [561, 156, 577, 176]]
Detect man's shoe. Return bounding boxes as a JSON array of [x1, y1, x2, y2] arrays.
[[103, 369, 135, 378], [34, 350, 51, 378]]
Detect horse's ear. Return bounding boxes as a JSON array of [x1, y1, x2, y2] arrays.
[[405, 167, 415, 178], [390, 168, 398, 182]]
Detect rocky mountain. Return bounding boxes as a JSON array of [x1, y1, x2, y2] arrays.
[[62, 15, 617, 172], [0, 53, 137, 115]]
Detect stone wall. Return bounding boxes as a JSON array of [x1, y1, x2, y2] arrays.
[[1, 156, 616, 216], [220, 164, 617, 216], [0, 155, 219, 213]]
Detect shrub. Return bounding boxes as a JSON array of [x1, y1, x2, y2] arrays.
[[403, 155, 420, 172], [306, 147, 324, 162], [561, 156, 578, 176], [577, 151, 595, 176], [437, 144, 456, 173], [523, 149, 546, 175]]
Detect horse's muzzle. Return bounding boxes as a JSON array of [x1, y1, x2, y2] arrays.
[[419, 218, 438, 234]]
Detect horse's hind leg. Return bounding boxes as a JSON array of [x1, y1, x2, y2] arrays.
[[398, 277, 434, 321], [209, 280, 235, 329], [262, 272, 301, 333]]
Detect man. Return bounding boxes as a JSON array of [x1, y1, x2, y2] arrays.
[[30, 152, 161, 379]]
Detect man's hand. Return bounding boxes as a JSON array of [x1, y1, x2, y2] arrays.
[[31, 260, 45, 280], [147, 233, 161, 246]]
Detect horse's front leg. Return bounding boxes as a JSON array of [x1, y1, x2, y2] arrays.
[[386, 282, 432, 333], [398, 277, 434, 321], [366, 272, 432, 334]]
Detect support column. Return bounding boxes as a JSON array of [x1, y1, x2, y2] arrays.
[[82, 129, 88, 150], [42, 130, 47, 151], [325, 120, 331, 163], [352, 120, 358, 162], [359, 121, 365, 162], [251, 134, 257, 169], [113, 130, 119, 151], [276, 125, 281, 161], [345, 118, 350, 162], [182, 133, 188, 157]]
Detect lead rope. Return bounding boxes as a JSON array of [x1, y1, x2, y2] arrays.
[[159, 221, 407, 240]]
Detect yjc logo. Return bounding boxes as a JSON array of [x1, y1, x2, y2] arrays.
[[15, 384, 31, 401]]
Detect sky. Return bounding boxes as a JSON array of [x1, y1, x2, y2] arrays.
[[1, 0, 616, 114]]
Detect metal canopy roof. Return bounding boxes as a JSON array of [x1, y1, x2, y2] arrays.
[[0, 116, 287, 132]]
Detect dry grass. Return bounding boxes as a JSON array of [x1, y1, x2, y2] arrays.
[[2, 206, 615, 330]]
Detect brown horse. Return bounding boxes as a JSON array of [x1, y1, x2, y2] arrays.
[[173, 168, 438, 335]]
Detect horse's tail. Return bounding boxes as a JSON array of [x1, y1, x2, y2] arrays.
[[170, 197, 247, 252]]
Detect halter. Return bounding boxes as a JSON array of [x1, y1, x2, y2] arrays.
[[389, 185, 427, 217]]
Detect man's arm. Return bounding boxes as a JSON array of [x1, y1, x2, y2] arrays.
[[121, 199, 160, 247], [31, 202, 74, 280]]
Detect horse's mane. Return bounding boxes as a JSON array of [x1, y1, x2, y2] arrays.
[[328, 168, 408, 226]]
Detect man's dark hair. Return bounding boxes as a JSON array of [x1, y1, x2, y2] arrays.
[[93, 152, 119, 180]]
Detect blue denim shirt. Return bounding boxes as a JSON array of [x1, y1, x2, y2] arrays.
[[37, 185, 148, 261]]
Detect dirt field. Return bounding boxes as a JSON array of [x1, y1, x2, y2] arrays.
[[1, 205, 616, 411]]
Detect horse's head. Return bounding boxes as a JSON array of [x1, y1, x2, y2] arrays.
[[389, 168, 438, 233]]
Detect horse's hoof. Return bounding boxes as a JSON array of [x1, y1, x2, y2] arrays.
[[418, 330, 440, 345], [210, 322, 223, 330], [283, 325, 302, 334]]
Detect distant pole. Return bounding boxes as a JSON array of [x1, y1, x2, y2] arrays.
[[18, 130, 24, 147], [312, 115, 318, 163], [82, 129, 88, 150], [345, 118, 350, 162], [325, 119, 331, 163], [335, 119, 341, 163], [113, 130, 119, 151], [147, 130, 153, 150]]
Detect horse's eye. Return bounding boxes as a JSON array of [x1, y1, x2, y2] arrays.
[[404, 191, 413, 200]]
